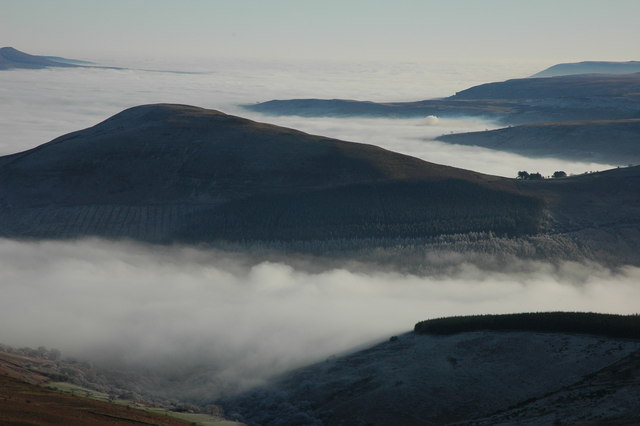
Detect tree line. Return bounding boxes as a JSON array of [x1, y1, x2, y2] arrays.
[[517, 171, 567, 180], [414, 312, 640, 339]]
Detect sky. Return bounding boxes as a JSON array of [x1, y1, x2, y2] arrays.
[[2, 0, 640, 63]]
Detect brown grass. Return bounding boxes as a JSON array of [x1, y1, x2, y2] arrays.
[[0, 369, 192, 426]]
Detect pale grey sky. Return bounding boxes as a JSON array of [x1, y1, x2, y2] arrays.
[[1, 0, 639, 63]]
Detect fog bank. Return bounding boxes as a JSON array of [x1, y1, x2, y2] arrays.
[[1, 238, 638, 398]]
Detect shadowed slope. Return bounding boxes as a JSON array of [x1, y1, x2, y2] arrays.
[[0, 104, 542, 243], [222, 314, 640, 425], [437, 119, 640, 164]]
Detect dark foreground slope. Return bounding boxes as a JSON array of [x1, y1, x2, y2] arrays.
[[245, 73, 640, 125], [531, 60, 640, 78], [0, 46, 79, 70], [222, 313, 640, 425], [437, 119, 640, 164], [0, 104, 541, 243]]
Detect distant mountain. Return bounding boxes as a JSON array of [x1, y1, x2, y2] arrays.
[[245, 98, 517, 121], [449, 73, 640, 100], [0, 104, 542, 243], [222, 313, 640, 425], [436, 119, 640, 165], [245, 73, 640, 125], [0, 47, 81, 70], [532, 60, 640, 78]]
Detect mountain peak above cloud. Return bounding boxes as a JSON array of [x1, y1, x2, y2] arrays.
[[0, 47, 80, 70]]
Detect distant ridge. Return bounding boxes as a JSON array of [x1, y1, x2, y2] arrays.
[[449, 73, 640, 100], [0, 47, 80, 70], [245, 73, 640, 125], [532, 60, 640, 78], [436, 119, 640, 164]]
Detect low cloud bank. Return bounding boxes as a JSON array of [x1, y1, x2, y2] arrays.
[[1, 238, 638, 399], [253, 115, 616, 177]]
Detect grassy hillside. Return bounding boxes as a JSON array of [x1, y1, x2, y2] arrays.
[[0, 373, 193, 426], [0, 347, 243, 426]]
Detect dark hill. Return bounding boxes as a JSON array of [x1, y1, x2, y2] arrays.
[[0, 104, 542, 243], [532, 60, 640, 78], [436, 119, 640, 164], [0, 46, 78, 70], [246, 73, 640, 124]]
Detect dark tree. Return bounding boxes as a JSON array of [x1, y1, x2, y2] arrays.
[[553, 171, 567, 178], [529, 172, 544, 180], [517, 171, 530, 179]]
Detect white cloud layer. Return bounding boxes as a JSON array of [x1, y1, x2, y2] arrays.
[[0, 238, 638, 398]]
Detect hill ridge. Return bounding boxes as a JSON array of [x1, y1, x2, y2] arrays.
[[0, 104, 543, 243]]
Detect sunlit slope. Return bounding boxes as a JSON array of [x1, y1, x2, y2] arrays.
[[0, 104, 541, 243]]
